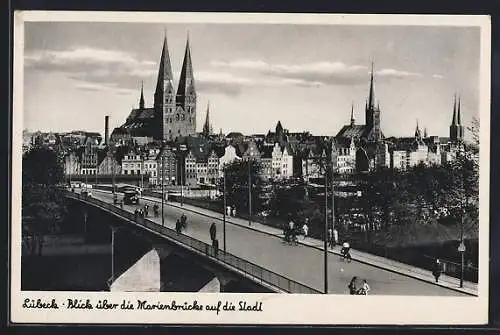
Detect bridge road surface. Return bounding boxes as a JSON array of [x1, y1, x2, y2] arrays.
[[88, 190, 465, 296]]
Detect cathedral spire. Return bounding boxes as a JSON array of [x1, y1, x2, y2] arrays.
[[177, 34, 196, 103], [368, 61, 376, 110], [139, 81, 145, 109], [350, 102, 355, 126], [414, 119, 421, 139], [457, 95, 462, 125], [203, 101, 211, 136], [155, 31, 175, 97], [451, 94, 457, 125]]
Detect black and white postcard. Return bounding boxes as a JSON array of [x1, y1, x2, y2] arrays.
[[11, 11, 491, 324]]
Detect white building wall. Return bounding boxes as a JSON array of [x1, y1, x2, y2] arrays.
[[218, 145, 241, 177]]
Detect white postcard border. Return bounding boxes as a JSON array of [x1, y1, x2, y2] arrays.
[[11, 11, 491, 325]]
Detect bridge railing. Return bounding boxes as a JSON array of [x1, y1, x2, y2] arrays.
[[64, 190, 321, 294]]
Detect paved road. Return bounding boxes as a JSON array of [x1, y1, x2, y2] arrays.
[[89, 190, 465, 296]]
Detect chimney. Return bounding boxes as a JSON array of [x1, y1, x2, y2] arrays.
[[105, 115, 110, 145]]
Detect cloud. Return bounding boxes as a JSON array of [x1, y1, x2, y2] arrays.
[[195, 71, 256, 95], [25, 47, 157, 93], [212, 60, 369, 86], [376, 68, 422, 78], [25, 47, 156, 69], [73, 80, 136, 96], [212, 59, 428, 88]]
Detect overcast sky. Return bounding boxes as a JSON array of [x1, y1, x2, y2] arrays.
[[23, 22, 481, 138]]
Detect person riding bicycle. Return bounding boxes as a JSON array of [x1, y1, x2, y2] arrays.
[[341, 241, 351, 261]]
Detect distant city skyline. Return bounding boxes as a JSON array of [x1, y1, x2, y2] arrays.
[[24, 22, 481, 139]]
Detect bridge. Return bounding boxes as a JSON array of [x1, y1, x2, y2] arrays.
[[63, 188, 477, 295]]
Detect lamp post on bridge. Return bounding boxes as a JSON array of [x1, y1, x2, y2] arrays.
[[223, 163, 227, 252], [248, 153, 254, 226], [69, 154, 72, 188], [95, 147, 98, 186], [459, 141, 467, 288], [324, 166, 328, 295], [180, 157, 184, 207], [161, 141, 165, 227]]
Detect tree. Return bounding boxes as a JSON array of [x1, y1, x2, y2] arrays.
[[219, 159, 264, 216], [22, 146, 66, 256]]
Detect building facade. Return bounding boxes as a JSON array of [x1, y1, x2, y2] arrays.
[[157, 146, 177, 186], [121, 152, 143, 175], [81, 139, 98, 175]]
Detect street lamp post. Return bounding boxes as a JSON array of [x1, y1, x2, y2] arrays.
[[331, 169, 335, 232], [111, 149, 116, 195], [180, 157, 184, 207], [141, 170, 144, 190], [459, 216, 465, 288], [459, 141, 466, 288], [95, 146, 98, 186], [248, 156, 252, 226], [69, 155, 72, 187], [324, 167, 328, 294], [161, 146, 165, 227], [223, 163, 227, 252]]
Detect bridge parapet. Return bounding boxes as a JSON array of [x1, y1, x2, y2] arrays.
[[64, 190, 321, 294]]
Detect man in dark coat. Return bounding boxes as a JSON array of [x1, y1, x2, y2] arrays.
[[209, 222, 217, 242], [433, 258, 442, 283], [176, 219, 182, 234]]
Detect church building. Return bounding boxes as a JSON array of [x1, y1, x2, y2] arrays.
[[335, 63, 388, 173], [111, 34, 197, 143]]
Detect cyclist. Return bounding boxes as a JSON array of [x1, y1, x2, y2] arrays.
[[341, 241, 352, 262]]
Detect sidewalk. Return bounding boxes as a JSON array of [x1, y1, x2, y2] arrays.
[[95, 189, 478, 296]]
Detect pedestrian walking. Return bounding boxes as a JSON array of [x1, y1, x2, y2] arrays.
[[333, 228, 339, 246], [232, 207, 236, 217], [360, 279, 370, 295], [327, 228, 333, 248], [175, 219, 182, 234], [348, 276, 358, 295], [302, 222, 309, 240], [209, 222, 217, 241], [432, 258, 442, 283], [212, 238, 219, 257]]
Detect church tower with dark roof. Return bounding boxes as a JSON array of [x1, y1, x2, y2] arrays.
[[449, 94, 464, 143], [202, 101, 212, 137], [139, 81, 145, 110], [176, 35, 197, 138], [365, 62, 382, 142], [154, 33, 177, 140]]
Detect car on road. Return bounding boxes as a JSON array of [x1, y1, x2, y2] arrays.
[[123, 190, 139, 205]]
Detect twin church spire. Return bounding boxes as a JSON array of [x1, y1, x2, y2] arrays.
[[137, 31, 198, 140], [450, 94, 464, 143]]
